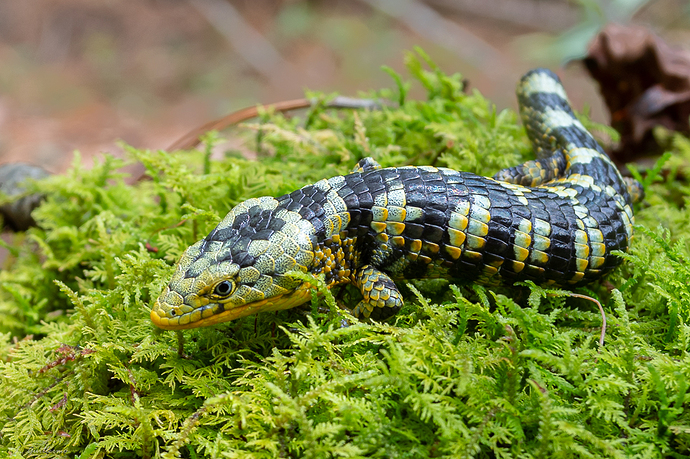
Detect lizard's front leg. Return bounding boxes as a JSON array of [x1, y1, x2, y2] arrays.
[[351, 264, 403, 320]]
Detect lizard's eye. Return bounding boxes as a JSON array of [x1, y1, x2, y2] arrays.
[[213, 280, 234, 297]]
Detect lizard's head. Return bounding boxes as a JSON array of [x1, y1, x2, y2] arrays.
[[151, 197, 317, 330]]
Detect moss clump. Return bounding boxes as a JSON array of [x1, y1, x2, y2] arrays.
[[1, 49, 690, 458]]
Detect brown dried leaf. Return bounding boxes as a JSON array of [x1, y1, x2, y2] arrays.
[[583, 24, 690, 161]]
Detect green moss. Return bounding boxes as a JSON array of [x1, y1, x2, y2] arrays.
[[1, 50, 690, 458]]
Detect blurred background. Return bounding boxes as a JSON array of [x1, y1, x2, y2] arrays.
[[0, 0, 688, 173]]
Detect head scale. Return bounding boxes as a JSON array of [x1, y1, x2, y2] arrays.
[[151, 197, 316, 329]]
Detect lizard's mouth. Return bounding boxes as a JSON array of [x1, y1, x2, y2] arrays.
[[150, 284, 314, 330]]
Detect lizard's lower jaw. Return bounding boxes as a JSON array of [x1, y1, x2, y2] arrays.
[[151, 285, 314, 330]]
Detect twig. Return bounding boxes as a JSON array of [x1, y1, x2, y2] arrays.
[[561, 292, 607, 347], [187, 0, 294, 84], [358, 0, 507, 76], [167, 96, 383, 151], [425, 0, 578, 32]]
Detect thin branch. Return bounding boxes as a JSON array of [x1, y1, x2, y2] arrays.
[[564, 292, 607, 347], [167, 96, 383, 152], [187, 0, 294, 84], [358, 0, 508, 77], [425, 0, 578, 32]]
